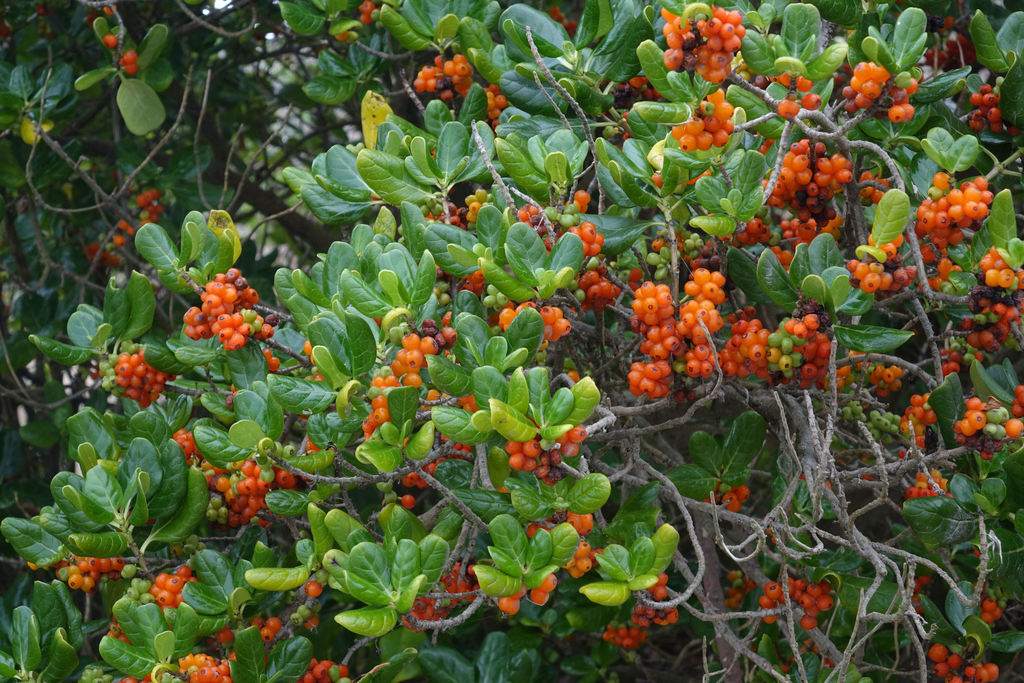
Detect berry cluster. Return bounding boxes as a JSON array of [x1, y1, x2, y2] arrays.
[[178, 653, 232, 683], [498, 303, 571, 343], [767, 140, 851, 225], [732, 217, 772, 247], [575, 267, 621, 313], [109, 347, 175, 408], [707, 482, 750, 512], [301, 659, 349, 683], [980, 247, 1024, 290], [528, 572, 558, 606], [858, 170, 890, 204], [183, 269, 272, 350], [148, 565, 197, 609], [661, 6, 746, 84], [963, 296, 1020, 353], [84, 241, 121, 268], [927, 257, 963, 294], [174, 428, 198, 463], [764, 315, 825, 380], [780, 215, 841, 246], [363, 372, 400, 438], [980, 596, 1003, 624], [632, 574, 678, 626], [548, 6, 577, 36], [968, 85, 1019, 134], [358, 0, 375, 24], [208, 459, 297, 527], [602, 624, 648, 649], [564, 539, 595, 578], [953, 397, 1023, 459], [900, 394, 938, 447], [904, 470, 950, 499], [612, 76, 659, 111], [118, 49, 137, 75], [484, 84, 508, 126], [413, 54, 473, 101], [925, 32, 975, 70], [928, 644, 999, 683], [135, 188, 164, 226], [670, 89, 734, 151], [391, 332, 440, 387], [405, 563, 477, 628], [841, 62, 917, 122], [505, 426, 585, 485], [569, 220, 604, 257], [776, 74, 821, 118], [724, 570, 756, 609], [759, 577, 834, 630], [59, 556, 127, 593], [915, 174, 992, 254], [251, 615, 283, 643]]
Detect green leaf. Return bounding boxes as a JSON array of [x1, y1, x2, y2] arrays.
[[780, 3, 820, 61], [116, 79, 165, 136], [99, 637, 157, 679], [929, 372, 963, 448], [137, 23, 169, 71], [903, 496, 976, 548], [267, 636, 314, 683], [833, 324, 914, 353], [472, 564, 522, 597], [987, 189, 1016, 251], [871, 189, 910, 245], [566, 474, 611, 514], [244, 567, 310, 592], [969, 11, 1009, 72], [123, 271, 155, 340], [579, 581, 631, 606], [29, 336, 93, 365], [756, 248, 799, 309], [280, 0, 325, 34], [230, 627, 266, 682], [890, 8, 927, 70], [135, 223, 178, 272], [11, 606, 41, 671]]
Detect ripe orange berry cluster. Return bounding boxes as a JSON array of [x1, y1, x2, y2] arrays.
[[719, 316, 772, 381], [767, 140, 851, 224], [980, 247, 1024, 290], [759, 578, 834, 629], [928, 643, 999, 683], [858, 170, 890, 204], [707, 483, 750, 512], [506, 427, 585, 485], [251, 615, 283, 643], [406, 562, 477, 628], [969, 84, 1019, 134], [179, 653, 232, 683], [112, 219, 136, 248], [363, 372, 401, 438], [564, 540, 596, 578], [732, 217, 772, 246], [84, 241, 122, 267], [915, 173, 992, 252], [569, 220, 604, 257], [498, 303, 572, 343], [224, 459, 297, 527], [724, 570, 756, 609], [263, 348, 280, 372], [867, 363, 904, 397], [780, 215, 842, 246], [485, 84, 508, 125], [392, 332, 440, 387], [671, 89, 734, 151], [135, 188, 164, 225], [954, 396, 1023, 459], [627, 359, 673, 398], [528, 572, 558, 606], [566, 512, 594, 536], [114, 349, 175, 408], [118, 49, 138, 75], [632, 573, 678, 626], [413, 54, 473, 101], [927, 256, 963, 293], [302, 659, 349, 683], [980, 596, 1003, 624], [149, 565, 197, 609], [842, 62, 917, 122], [602, 624, 648, 648], [694, 7, 746, 82], [576, 267, 621, 313], [169, 428, 193, 464], [900, 394, 938, 446], [904, 469, 950, 499], [62, 556, 126, 592], [183, 269, 271, 350], [358, 0, 375, 23]]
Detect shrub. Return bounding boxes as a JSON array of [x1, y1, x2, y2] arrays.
[[2, 1, 1024, 681]]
